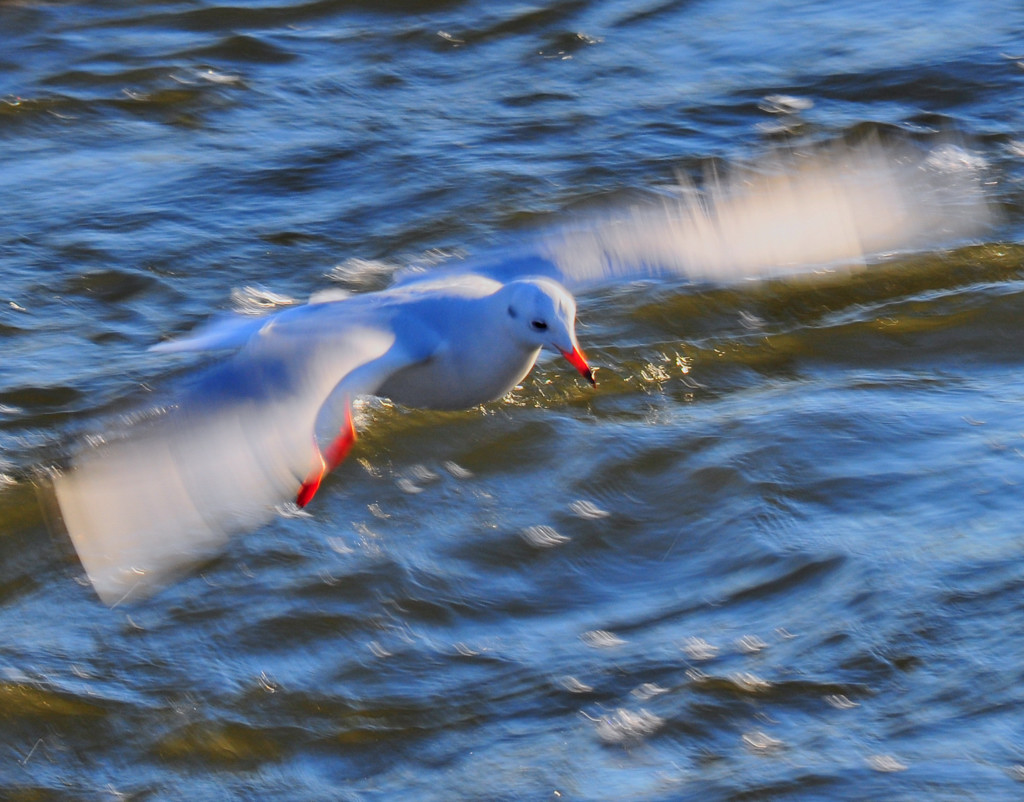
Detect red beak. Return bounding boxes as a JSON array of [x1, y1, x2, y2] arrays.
[[561, 345, 596, 386]]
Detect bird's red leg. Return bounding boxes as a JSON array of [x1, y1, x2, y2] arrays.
[[323, 402, 357, 472], [296, 402, 357, 508]]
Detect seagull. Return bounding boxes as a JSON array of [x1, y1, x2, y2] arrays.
[[50, 138, 992, 603], [55, 272, 595, 603]]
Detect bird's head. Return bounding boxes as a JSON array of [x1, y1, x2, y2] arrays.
[[500, 278, 595, 386]]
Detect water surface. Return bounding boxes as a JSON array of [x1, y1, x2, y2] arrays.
[[3, 0, 1024, 798]]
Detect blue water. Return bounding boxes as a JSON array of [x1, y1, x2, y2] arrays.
[[3, 0, 1024, 798]]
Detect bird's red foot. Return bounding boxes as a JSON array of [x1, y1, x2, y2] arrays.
[[295, 403, 357, 508], [296, 459, 324, 508]]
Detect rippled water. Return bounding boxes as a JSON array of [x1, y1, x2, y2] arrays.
[[3, 0, 1024, 798]]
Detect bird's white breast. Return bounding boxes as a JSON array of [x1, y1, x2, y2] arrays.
[[372, 279, 543, 409], [378, 342, 541, 410]]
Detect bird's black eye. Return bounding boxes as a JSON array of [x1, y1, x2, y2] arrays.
[[530, 319, 548, 331], [507, 305, 517, 318]]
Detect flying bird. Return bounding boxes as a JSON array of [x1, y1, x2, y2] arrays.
[[51, 138, 992, 604]]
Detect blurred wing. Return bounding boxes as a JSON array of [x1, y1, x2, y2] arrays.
[[401, 137, 993, 291], [53, 311, 412, 604]]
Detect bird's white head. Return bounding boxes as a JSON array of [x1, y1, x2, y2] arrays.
[[499, 278, 595, 385]]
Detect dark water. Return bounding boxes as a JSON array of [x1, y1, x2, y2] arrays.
[[3, 0, 1024, 798]]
